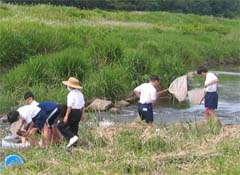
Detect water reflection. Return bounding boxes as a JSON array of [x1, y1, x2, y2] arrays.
[[95, 69, 240, 125]]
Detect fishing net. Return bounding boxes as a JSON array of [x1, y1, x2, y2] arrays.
[[187, 88, 205, 105], [168, 75, 188, 102]]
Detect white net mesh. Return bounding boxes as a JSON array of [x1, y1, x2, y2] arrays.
[[168, 75, 188, 102], [187, 88, 205, 105]]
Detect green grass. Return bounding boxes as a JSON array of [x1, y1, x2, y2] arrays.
[[0, 120, 239, 175], [0, 3, 240, 113]]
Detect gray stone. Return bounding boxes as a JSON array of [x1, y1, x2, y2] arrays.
[[0, 116, 8, 123], [3, 135, 21, 143], [87, 99, 113, 111], [125, 96, 138, 103], [114, 100, 130, 108], [109, 107, 120, 113], [10, 120, 21, 137], [125, 91, 138, 103]]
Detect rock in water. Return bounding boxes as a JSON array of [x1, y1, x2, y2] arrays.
[[10, 121, 21, 137], [87, 99, 113, 111], [109, 107, 120, 113], [114, 100, 130, 108]]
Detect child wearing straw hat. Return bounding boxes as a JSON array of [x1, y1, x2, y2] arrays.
[[57, 77, 85, 148]]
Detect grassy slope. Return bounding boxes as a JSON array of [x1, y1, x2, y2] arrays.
[[0, 4, 240, 113], [0, 4, 240, 175]]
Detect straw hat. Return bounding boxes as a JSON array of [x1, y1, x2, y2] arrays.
[[62, 77, 82, 89]]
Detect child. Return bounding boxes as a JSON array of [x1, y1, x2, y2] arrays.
[[134, 75, 160, 134], [58, 77, 85, 148], [134, 75, 160, 124], [38, 101, 62, 147], [24, 91, 39, 106], [197, 66, 219, 119], [7, 105, 47, 147]]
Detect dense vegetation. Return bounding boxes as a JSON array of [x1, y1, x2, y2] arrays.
[[1, 120, 240, 174], [0, 4, 240, 175], [2, 0, 240, 18], [0, 4, 240, 113]]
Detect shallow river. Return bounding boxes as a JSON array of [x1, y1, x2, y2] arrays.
[[93, 67, 240, 126]]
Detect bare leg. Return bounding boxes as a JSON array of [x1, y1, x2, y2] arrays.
[[144, 123, 152, 135], [28, 128, 39, 147], [21, 136, 27, 148], [204, 108, 210, 120], [42, 124, 51, 148], [52, 127, 62, 144], [208, 109, 216, 118]]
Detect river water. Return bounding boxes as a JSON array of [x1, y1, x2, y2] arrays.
[[92, 68, 240, 126], [0, 67, 239, 131]]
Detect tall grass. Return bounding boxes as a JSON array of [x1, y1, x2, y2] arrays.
[[0, 3, 240, 112], [0, 121, 238, 174]]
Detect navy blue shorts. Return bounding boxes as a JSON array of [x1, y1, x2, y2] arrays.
[[46, 108, 60, 128], [138, 103, 153, 123], [205, 92, 218, 109], [24, 123, 41, 134], [32, 110, 47, 130]]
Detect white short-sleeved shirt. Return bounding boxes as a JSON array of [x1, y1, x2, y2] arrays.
[[67, 89, 85, 109], [205, 72, 218, 92], [30, 100, 39, 106], [134, 83, 157, 104], [17, 105, 41, 125]]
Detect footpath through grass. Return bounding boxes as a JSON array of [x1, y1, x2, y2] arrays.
[[0, 4, 240, 113], [1, 120, 240, 174]]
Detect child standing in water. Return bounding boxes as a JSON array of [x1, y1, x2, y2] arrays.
[[134, 75, 160, 134], [197, 66, 219, 119]]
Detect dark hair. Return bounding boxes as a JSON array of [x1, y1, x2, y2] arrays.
[[197, 66, 208, 74], [7, 111, 19, 124], [57, 104, 67, 118], [150, 75, 160, 82], [24, 91, 34, 100]]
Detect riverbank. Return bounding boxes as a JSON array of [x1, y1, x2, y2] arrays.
[[1, 120, 240, 174], [0, 3, 240, 113]]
